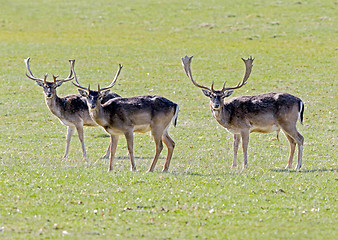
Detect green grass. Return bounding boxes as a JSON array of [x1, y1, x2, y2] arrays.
[[0, 0, 337, 239]]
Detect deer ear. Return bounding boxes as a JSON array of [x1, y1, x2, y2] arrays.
[[78, 89, 88, 97], [36, 81, 44, 87], [223, 90, 234, 98], [202, 89, 211, 97]]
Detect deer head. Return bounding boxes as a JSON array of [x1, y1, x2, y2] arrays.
[[73, 64, 123, 109], [181, 56, 254, 111], [24, 57, 74, 98]]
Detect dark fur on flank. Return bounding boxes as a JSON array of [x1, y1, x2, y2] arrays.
[[224, 92, 304, 125]]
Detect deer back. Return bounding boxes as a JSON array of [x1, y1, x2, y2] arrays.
[[100, 95, 178, 130]]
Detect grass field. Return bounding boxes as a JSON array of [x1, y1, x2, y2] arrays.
[[0, 0, 337, 239]]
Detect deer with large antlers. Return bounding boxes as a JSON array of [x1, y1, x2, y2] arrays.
[[182, 56, 304, 169], [24, 58, 120, 158], [73, 64, 179, 172]]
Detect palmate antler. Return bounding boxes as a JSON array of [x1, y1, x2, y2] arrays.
[[181, 56, 211, 92], [181, 55, 254, 93], [72, 63, 123, 92], [25, 57, 74, 84], [222, 56, 254, 92]]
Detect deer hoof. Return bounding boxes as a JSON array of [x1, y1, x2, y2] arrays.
[[285, 164, 292, 169], [231, 164, 237, 168]]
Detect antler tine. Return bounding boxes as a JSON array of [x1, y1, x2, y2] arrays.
[[24, 57, 44, 82], [181, 55, 211, 91], [222, 56, 254, 92], [99, 64, 123, 92], [44, 73, 48, 84], [53, 60, 74, 83], [53, 75, 59, 83], [221, 80, 227, 91]]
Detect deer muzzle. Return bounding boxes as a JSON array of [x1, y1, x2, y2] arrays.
[[88, 102, 97, 109]]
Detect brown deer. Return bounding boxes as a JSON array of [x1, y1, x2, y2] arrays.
[[73, 64, 179, 172], [24, 57, 120, 159], [182, 55, 304, 169]]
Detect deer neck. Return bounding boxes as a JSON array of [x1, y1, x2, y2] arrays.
[[89, 104, 109, 127], [211, 104, 231, 128], [45, 94, 62, 118]]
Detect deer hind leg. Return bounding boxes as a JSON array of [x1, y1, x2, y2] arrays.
[[75, 124, 86, 159], [101, 143, 111, 159], [241, 131, 250, 169], [108, 135, 119, 172], [282, 126, 304, 170], [283, 132, 296, 169], [148, 128, 164, 172], [64, 126, 75, 159], [295, 131, 304, 169], [232, 134, 241, 168], [161, 129, 175, 172], [124, 131, 136, 171]]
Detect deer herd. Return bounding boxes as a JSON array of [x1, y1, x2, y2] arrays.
[[24, 56, 304, 172]]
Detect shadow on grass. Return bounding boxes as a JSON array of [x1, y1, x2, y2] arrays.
[[96, 134, 110, 138], [184, 171, 236, 177], [270, 168, 337, 173], [115, 156, 165, 160], [185, 168, 337, 177]]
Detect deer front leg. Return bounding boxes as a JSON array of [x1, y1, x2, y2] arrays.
[[241, 131, 250, 168], [108, 135, 119, 172], [232, 134, 241, 168], [124, 131, 136, 171], [64, 126, 75, 159]]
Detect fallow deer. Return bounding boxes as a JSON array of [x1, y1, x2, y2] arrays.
[[73, 64, 179, 172], [182, 55, 304, 169], [24, 57, 120, 159]]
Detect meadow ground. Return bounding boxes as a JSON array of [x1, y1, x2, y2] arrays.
[[0, 0, 337, 239]]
